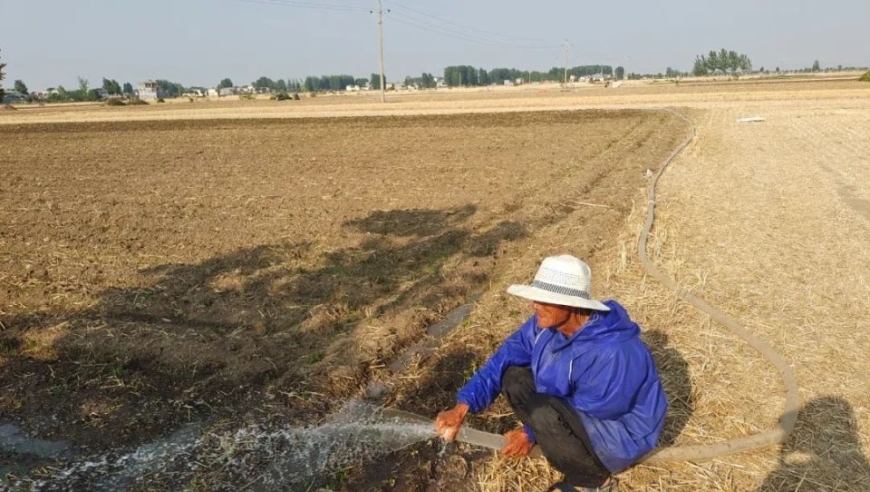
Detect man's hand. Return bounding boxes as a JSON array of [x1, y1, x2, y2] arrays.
[[434, 403, 469, 442], [501, 428, 533, 457]]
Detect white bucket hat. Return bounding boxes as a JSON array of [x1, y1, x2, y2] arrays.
[[507, 254, 610, 311]]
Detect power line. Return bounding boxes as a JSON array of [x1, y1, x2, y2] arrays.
[[389, 11, 554, 50], [238, 0, 370, 13], [389, 12, 513, 47], [240, 0, 556, 49], [385, 0, 548, 45]]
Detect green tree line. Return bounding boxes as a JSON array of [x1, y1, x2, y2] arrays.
[[404, 72, 438, 89], [39, 77, 187, 102], [251, 76, 304, 92], [441, 65, 618, 87], [0, 49, 7, 101], [46, 77, 100, 102], [304, 75, 363, 92], [692, 49, 752, 76]]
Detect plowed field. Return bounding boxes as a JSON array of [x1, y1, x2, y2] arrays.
[[0, 110, 687, 489]]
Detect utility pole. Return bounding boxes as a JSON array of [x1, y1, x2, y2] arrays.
[[376, 0, 387, 102], [562, 41, 570, 86]]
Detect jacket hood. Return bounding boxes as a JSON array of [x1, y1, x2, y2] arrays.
[[550, 300, 639, 351]]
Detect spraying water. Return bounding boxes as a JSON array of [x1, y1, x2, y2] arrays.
[[15, 400, 437, 492]]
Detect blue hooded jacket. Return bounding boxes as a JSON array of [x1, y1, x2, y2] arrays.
[[456, 300, 667, 473]]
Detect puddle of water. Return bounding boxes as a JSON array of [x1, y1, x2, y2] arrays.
[[14, 400, 436, 491], [0, 424, 72, 459]]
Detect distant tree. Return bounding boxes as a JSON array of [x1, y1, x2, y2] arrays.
[[318, 74, 355, 91], [71, 77, 97, 101], [692, 56, 708, 76], [812, 60, 821, 72], [705, 50, 718, 73], [304, 76, 320, 92], [615, 66, 625, 80], [0, 49, 6, 101], [665, 67, 680, 78], [420, 72, 436, 88], [370, 73, 384, 90], [155, 80, 185, 98], [253, 76, 275, 92], [51, 85, 69, 102], [444, 67, 457, 86], [738, 54, 751, 72], [478, 67, 491, 85], [698, 49, 751, 75], [725, 50, 738, 74], [102, 78, 122, 95], [123, 82, 134, 95], [719, 48, 729, 72], [275, 79, 287, 92], [218, 78, 234, 89], [443, 66, 479, 87], [775, 67, 780, 73], [354, 77, 367, 88], [759, 66, 765, 73], [14, 79, 27, 95]]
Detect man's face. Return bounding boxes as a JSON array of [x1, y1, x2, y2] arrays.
[[532, 301, 573, 329]]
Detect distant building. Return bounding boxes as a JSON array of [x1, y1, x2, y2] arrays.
[[346, 85, 361, 92], [218, 87, 235, 97], [207, 88, 220, 97], [137, 80, 165, 101]]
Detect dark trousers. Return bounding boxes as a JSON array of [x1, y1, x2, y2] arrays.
[[501, 366, 611, 488]]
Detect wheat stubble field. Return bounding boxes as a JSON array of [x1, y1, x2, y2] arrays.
[[1, 78, 869, 490]]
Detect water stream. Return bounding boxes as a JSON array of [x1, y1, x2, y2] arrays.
[[7, 401, 437, 491]]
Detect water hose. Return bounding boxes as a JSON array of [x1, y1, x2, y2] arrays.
[[635, 108, 800, 462], [388, 108, 800, 463]]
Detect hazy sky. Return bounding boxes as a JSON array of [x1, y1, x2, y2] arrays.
[[1, 0, 868, 90]]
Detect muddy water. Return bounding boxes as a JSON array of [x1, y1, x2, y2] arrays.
[[0, 423, 73, 478]]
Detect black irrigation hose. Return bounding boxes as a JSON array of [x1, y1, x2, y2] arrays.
[[637, 108, 800, 462]]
